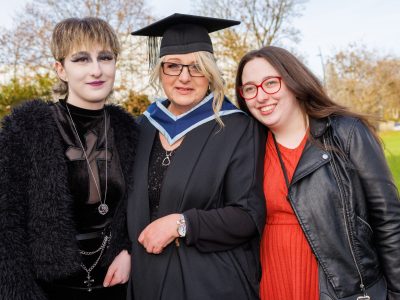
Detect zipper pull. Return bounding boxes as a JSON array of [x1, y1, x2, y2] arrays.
[[357, 284, 370, 300]]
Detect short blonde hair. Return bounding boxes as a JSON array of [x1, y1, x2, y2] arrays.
[[150, 51, 226, 126], [51, 17, 120, 97]]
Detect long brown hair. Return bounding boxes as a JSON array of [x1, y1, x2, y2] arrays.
[[235, 46, 379, 141]]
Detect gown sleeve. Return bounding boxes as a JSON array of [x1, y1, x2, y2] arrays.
[[183, 119, 266, 252]]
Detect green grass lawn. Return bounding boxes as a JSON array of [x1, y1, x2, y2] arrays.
[[380, 131, 400, 190]]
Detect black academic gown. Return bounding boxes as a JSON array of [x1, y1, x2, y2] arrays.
[[127, 112, 265, 300]]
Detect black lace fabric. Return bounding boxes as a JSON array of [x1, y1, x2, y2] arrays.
[[148, 134, 176, 221]]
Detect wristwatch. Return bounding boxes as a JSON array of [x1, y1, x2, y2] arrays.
[[177, 214, 186, 237]]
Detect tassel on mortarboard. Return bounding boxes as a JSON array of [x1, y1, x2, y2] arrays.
[[148, 36, 160, 69]]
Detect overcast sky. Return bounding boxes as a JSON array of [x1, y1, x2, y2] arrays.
[[1, 0, 399, 77]]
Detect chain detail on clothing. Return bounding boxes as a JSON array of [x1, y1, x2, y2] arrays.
[[79, 233, 111, 292]]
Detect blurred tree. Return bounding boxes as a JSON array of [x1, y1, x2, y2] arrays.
[[0, 73, 55, 119], [194, 0, 307, 98], [375, 59, 400, 120], [0, 0, 154, 119], [122, 91, 151, 116], [325, 44, 400, 121], [0, 21, 35, 81]]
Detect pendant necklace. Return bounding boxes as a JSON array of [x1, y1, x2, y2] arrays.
[[162, 150, 174, 166], [65, 103, 109, 215]]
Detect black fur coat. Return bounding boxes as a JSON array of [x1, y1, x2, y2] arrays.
[[0, 100, 138, 300]]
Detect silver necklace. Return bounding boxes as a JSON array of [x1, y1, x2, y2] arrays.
[[162, 150, 174, 166], [65, 103, 109, 215]]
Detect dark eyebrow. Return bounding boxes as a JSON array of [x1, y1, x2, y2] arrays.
[[70, 51, 89, 59], [98, 50, 114, 56]]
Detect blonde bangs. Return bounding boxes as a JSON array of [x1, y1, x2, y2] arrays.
[[51, 17, 120, 62]]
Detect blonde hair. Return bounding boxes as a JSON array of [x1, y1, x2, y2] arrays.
[[150, 51, 226, 126], [51, 17, 120, 97]]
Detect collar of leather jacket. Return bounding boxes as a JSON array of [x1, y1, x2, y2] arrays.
[[309, 117, 331, 138]]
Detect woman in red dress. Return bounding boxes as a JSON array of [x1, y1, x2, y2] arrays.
[[235, 46, 400, 300]]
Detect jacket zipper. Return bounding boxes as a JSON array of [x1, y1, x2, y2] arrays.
[[323, 135, 368, 298]]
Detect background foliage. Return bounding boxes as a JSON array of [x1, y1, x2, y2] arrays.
[[0, 0, 398, 189], [0, 0, 308, 114], [380, 131, 400, 189], [0, 74, 55, 119], [0, 1, 399, 148]]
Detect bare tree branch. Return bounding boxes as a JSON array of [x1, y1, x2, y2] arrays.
[[325, 44, 400, 121], [0, 0, 153, 101], [193, 0, 306, 98]]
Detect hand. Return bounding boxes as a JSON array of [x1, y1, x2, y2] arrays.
[[138, 213, 181, 254], [103, 250, 131, 287]]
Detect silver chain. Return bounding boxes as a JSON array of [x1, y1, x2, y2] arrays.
[[80, 234, 111, 266], [80, 238, 108, 274], [79, 233, 111, 292], [80, 234, 111, 256], [65, 103, 109, 215]]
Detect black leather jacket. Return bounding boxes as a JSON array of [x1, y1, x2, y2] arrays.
[[277, 115, 400, 299]]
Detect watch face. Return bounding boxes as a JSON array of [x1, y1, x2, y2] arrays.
[[178, 224, 186, 237]]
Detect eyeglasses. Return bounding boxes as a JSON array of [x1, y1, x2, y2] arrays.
[[161, 62, 205, 77], [238, 76, 282, 100]]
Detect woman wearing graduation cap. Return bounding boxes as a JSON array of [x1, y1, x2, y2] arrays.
[[128, 14, 265, 300]]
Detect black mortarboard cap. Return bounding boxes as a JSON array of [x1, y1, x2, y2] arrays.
[[131, 13, 240, 66]]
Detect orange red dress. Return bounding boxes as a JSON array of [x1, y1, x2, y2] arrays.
[[260, 131, 319, 300]]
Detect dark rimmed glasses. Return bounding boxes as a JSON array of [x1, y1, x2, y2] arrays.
[[161, 62, 205, 77], [238, 76, 282, 100]]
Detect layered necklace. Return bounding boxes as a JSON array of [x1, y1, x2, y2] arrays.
[[65, 103, 109, 215], [80, 232, 111, 291]]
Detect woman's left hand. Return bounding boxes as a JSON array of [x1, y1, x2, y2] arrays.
[[103, 249, 131, 287], [138, 213, 181, 254]]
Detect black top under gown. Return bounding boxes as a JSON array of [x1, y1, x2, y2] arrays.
[[148, 134, 176, 221]]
